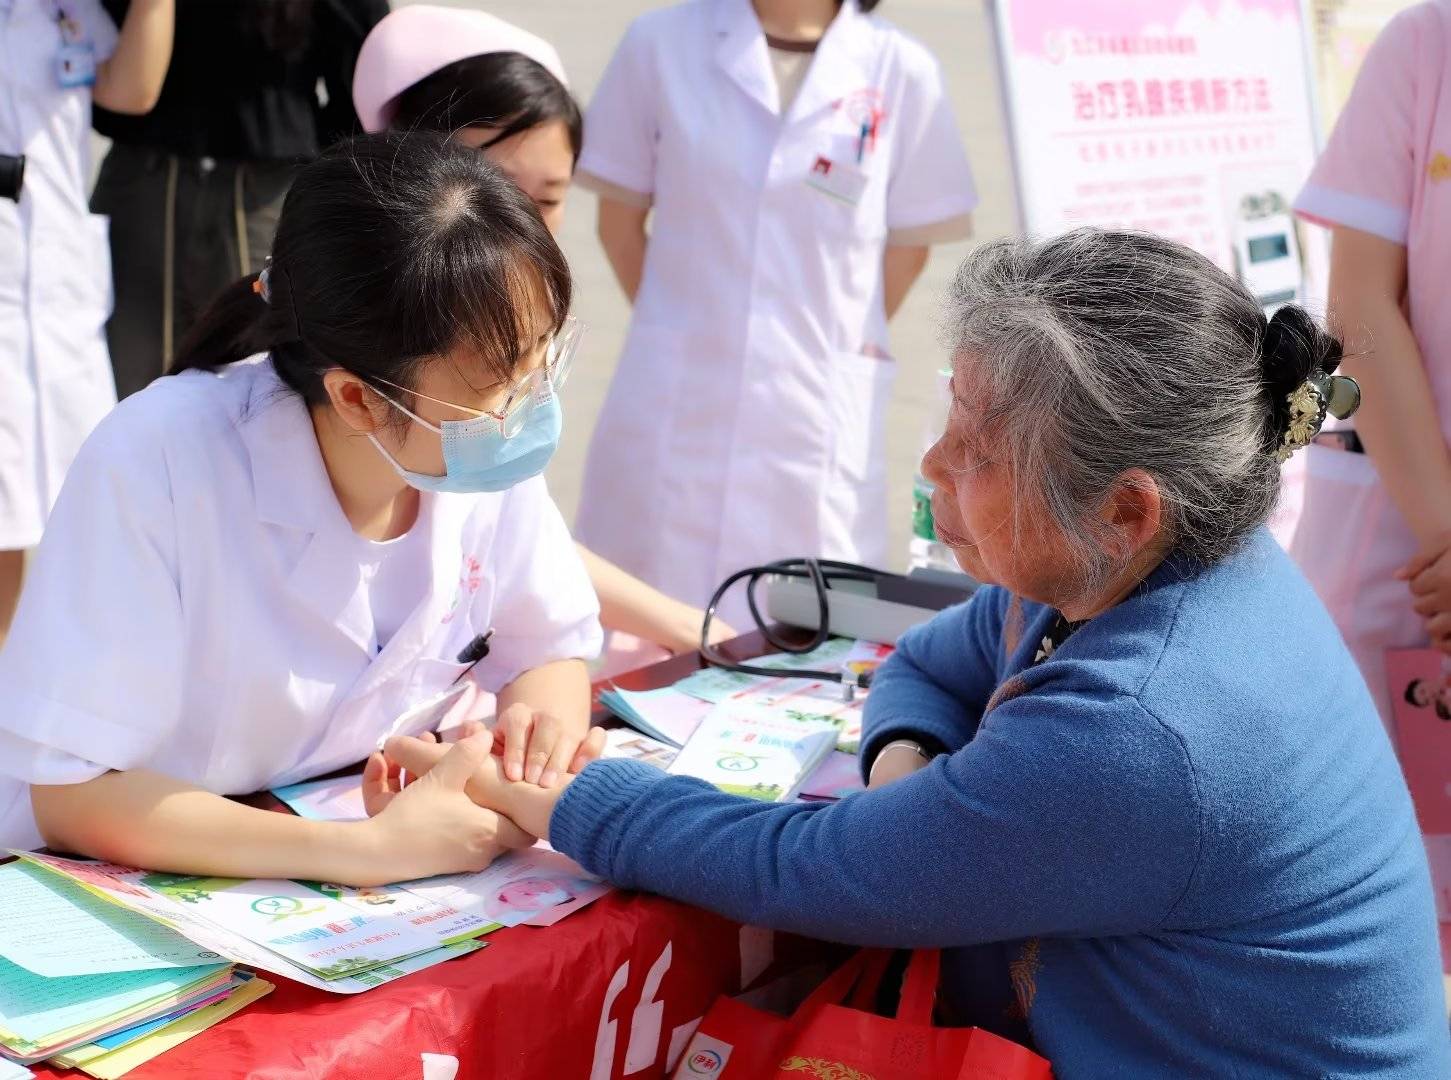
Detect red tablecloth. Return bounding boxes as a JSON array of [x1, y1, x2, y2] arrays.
[[30, 635, 845, 1080]]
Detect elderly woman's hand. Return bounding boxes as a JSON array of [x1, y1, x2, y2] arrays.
[[372, 732, 570, 840]]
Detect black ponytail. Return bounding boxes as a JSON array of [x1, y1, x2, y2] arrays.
[[172, 131, 571, 406], [391, 52, 583, 165], [1257, 304, 1344, 451]]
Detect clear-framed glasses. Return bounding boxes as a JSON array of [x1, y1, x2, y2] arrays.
[[365, 315, 584, 440], [494, 314, 582, 437]]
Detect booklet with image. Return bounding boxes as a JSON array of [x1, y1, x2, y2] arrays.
[[668, 701, 839, 803], [13, 854, 489, 994]]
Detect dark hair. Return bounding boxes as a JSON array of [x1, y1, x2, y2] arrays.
[[856, 0, 883, 11], [1259, 303, 1345, 447], [172, 131, 571, 406], [391, 52, 583, 165]]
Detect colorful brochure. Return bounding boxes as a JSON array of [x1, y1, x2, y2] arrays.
[[601, 727, 678, 769], [597, 686, 713, 748], [406, 848, 610, 930], [668, 702, 839, 803], [270, 775, 367, 822], [14, 853, 488, 994], [0, 957, 231, 1064], [0, 862, 223, 978], [65, 976, 275, 1080]]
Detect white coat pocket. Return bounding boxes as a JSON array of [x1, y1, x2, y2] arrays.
[[826, 349, 895, 485]]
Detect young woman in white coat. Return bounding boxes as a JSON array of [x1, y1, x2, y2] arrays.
[[352, 4, 738, 667], [0, 132, 606, 887], [0, 0, 173, 645], [576, 0, 978, 623]]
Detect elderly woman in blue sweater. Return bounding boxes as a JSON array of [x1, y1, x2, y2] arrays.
[[374, 230, 1450, 1077]]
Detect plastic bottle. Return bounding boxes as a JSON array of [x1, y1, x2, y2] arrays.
[[907, 368, 959, 573]]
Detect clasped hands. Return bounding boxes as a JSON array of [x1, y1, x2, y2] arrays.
[[353, 704, 600, 885], [1398, 532, 1451, 654]]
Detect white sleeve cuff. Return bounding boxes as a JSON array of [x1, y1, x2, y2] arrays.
[[1294, 184, 1409, 245]]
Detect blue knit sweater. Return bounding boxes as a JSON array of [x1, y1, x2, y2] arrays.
[[551, 530, 1450, 1077]]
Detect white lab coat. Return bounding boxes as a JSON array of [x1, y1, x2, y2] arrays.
[[0, 358, 602, 849], [574, 0, 977, 624], [0, 0, 120, 550]]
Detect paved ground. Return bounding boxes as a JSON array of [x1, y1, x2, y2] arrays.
[[427, 0, 1018, 571]]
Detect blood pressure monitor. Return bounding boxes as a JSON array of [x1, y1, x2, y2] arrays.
[[1232, 194, 1303, 316]]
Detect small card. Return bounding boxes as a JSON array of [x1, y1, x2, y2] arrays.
[[804, 156, 868, 206], [56, 43, 96, 88]]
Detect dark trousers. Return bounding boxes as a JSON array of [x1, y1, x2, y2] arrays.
[[90, 143, 298, 399]]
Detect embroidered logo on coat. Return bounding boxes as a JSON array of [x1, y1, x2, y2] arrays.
[[441, 556, 483, 624], [1429, 151, 1451, 183]]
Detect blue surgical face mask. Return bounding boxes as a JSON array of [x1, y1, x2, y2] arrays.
[[367, 388, 563, 495]]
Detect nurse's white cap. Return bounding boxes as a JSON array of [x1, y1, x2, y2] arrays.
[[352, 5, 569, 135]]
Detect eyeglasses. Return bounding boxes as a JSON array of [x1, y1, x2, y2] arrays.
[[493, 315, 582, 437], [366, 316, 584, 439]]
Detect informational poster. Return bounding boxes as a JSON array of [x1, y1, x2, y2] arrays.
[[991, 0, 1323, 309]]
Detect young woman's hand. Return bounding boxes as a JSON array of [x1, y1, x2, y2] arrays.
[[381, 733, 568, 841], [1398, 534, 1451, 652], [494, 702, 606, 787], [356, 733, 534, 886]]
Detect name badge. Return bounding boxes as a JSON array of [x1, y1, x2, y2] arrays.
[[56, 42, 96, 88], [804, 155, 869, 206]]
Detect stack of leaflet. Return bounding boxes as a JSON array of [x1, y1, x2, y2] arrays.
[[5, 844, 610, 996], [668, 702, 839, 803], [601, 638, 894, 801], [0, 860, 271, 1077]]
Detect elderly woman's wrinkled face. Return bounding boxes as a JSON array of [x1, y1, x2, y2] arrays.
[[922, 353, 1080, 606]]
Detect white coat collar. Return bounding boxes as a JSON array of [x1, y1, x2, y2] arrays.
[[712, 0, 878, 123], [236, 360, 467, 665]]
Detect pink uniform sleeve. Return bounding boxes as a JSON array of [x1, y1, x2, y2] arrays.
[[1293, 5, 1433, 244]]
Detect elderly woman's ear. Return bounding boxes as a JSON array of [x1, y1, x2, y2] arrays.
[[1096, 469, 1164, 563]]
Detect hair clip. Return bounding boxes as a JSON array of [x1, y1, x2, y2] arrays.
[[253, 258, 273, 304], [1276, 370, 1362, 462]]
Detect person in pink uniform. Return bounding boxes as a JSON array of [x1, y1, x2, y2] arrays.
[[1290, 0, 1451, 729]]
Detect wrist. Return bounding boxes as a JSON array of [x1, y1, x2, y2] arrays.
[[868, 740, 933, 782], [504, 774, 571, 841], [323, 818, 390, 888]]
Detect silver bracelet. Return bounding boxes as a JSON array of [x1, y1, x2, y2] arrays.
[[869, 739, 933, 782]]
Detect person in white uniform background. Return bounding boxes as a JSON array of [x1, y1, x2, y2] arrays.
[[575, 0, 978, 625], [351, 5, 737, 672], [0, 0, 173, 646], [0, 132, 606, 888]]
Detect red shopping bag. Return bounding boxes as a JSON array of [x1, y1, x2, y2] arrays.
[[671, 949, 1052, 1079]]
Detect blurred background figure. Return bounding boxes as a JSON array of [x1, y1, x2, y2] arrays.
[[0, 0, 173, 646], [92, 0, 386, 400], [353, 3, 735, 671], [1289, 0, 1451, 727], [573, 0, 978, 626]]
